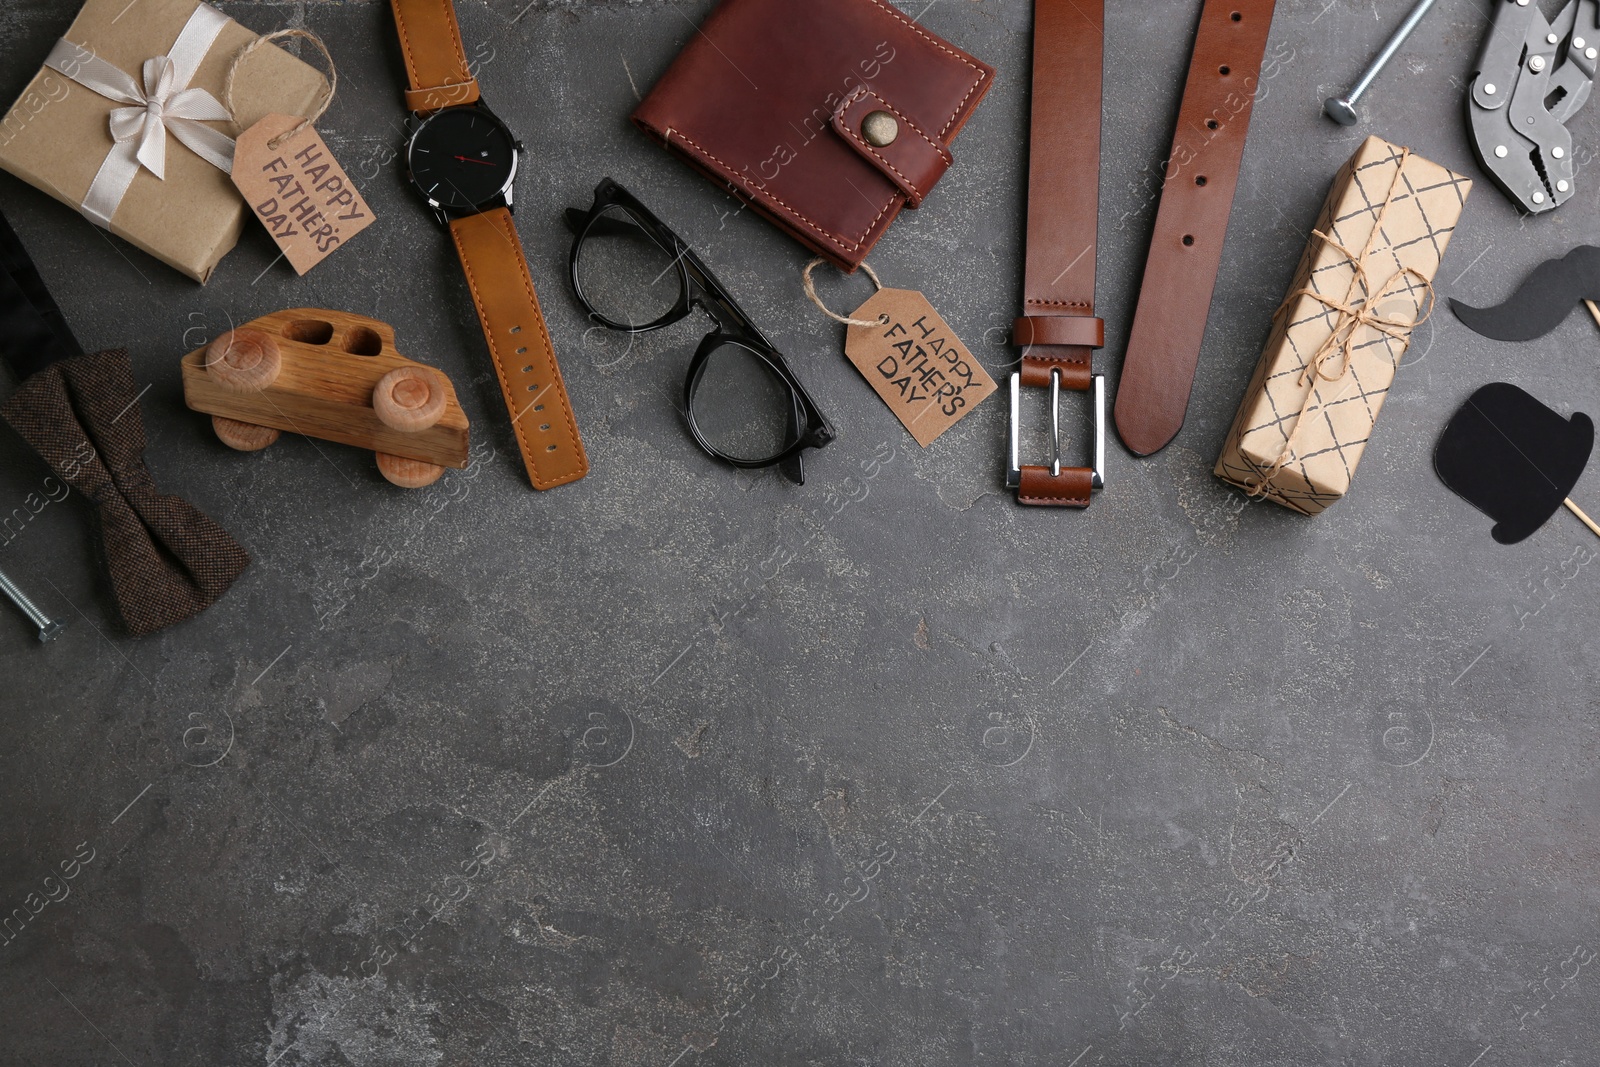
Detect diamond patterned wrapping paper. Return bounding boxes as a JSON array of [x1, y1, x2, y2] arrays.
[[1215, 136, 1472, 515]]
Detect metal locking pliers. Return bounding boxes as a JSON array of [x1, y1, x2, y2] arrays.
[[1468, 0, 1600, 213]]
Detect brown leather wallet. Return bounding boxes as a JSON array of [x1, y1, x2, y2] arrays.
[[1115, 0, 1278, 457], [1007, 0, 1106, 508], [631, 0, 994, 272]]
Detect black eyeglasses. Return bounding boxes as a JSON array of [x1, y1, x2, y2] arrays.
[[564, 178, 834, 484]]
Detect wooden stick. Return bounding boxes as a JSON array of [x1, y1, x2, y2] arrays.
[[1564, 497, 1600, 539], [1585, 299, 1600, 331]]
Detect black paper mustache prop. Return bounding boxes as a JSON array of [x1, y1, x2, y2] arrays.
[[1434, 383, 1600, 545], [1450, 245, 1600, 342]]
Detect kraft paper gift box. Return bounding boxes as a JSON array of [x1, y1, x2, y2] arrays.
[[0, 0, 328, 283], [1214, 136, 1472, 515]]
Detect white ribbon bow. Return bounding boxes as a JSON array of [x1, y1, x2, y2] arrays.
[[107, 53, 234, 179], [44, 3, 236, 227]]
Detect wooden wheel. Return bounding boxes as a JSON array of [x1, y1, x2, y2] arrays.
[[205, 329, 282, 393], [372, 366, 448, 432], [212, 416, 280, 451], [375, 452, 445, 488]]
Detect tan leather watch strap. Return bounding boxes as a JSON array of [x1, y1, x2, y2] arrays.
[[390, 0, 481, 112], [1012, 0, 1104, 508], [1115, 0, 1277, 457], [449, 208, 588, 490]]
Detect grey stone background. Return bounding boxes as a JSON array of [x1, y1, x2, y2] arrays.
[[2, 0, 1597, 1064]]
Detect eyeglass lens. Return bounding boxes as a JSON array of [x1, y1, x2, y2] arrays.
[[574, 205, 685, 328], [689, 340, 801, 464]]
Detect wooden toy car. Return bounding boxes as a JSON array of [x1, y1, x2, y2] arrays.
[[181, 309, 470, 488]]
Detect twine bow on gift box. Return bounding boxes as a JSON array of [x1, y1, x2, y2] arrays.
[[1244, 148, 1436, 500], [1289, 247, 1434, 388], [42, 3, 236, 226]]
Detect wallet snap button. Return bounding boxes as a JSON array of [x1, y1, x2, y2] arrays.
[[862, 110, 899, 147]]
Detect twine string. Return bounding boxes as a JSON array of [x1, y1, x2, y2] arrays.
[[223, 29, 337, 150], [802, 257, 890, 327]]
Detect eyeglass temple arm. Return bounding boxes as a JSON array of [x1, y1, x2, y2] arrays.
[[564, 207, 641, 239], [679, 256, 779, 350], [780, 449, 805, 485]]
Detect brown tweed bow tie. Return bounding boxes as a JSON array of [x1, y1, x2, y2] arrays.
[[2, 348, 249, 636]]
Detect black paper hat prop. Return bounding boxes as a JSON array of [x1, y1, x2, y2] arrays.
[[1450, 245, 1600, 342], [1434, 382, 1600, 544], [0, 208, 250, 635]]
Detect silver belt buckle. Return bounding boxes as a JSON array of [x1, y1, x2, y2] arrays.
[[1006, 368, 1105, 491]]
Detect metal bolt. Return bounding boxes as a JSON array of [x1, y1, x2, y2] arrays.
[[1554, 146, 1566, 158], [1587, 47, 1597, 60], [1549, 33, 1560, 45], [0, 565, 65, 642], [1558, 179, 1570, 192], [1533, 190, 1547, 204], [1576, 36, 1588, 50], [1324, 0, 1441, 124], [1530, 55, 1547, 72], [1484, 82, 1498, 95], [1495, 144, 1509, 157]]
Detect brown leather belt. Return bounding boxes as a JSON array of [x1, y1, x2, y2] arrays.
[[1114, 0, 1277, 457], [1009, 0, 1106, 508]]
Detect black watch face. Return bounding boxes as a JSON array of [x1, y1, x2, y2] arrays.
[[407, 107, 518, 211]]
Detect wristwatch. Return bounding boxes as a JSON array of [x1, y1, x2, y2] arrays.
[[389, 0, 587, 490]]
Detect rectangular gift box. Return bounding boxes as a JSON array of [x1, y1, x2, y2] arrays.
[[1214, 135, 1472, 515], [0, 0, 328, 282]]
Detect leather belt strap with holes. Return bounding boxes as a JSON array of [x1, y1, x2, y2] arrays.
[[1114, 0, 1277, 457], [391, 0, 588, 490], [1008, 0, 1106, 508]]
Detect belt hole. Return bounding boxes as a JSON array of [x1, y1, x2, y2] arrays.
[[540, 423, 551, 431], [1207, 119, 1221, 130], [1182, 235, 1195, 246], [1195, 175, 1207, 186], [510, 326, 522, 334], [1231, 10, 1242, 20], [534, 404, 545, 411], [516, 347, 528, 355], [1219, 65, 1231, 76], [527, 383, 539, 391], [546, 444, 557, 452], [522, 365, 533, 373]]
